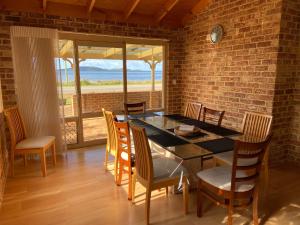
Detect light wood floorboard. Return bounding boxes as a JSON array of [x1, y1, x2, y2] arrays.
[[0, 145, 299, 225]]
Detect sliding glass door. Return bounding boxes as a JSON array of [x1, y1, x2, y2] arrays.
[[58, 37, 165, 148], [126, 44, 164, 110], [77, 41, 125, 144]]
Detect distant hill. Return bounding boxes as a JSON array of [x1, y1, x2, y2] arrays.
[[58, 66, 161, 73]]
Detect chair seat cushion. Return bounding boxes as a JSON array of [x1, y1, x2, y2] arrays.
[[16, 136, 55, 149], [153, 157, 187, 182], [197, 166, 254, 192], [214, 150, 258, 166]]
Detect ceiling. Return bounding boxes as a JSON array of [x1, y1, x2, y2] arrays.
[[0, 0, 211, 27]]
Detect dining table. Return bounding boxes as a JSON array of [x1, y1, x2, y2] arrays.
[[117, 111, 242, 189]]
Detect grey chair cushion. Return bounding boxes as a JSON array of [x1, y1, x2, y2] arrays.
[[196, 166, 254, 192], [214, 150, 258, 166], [153, 157, 187, 182], [16, 136, 55, 149]]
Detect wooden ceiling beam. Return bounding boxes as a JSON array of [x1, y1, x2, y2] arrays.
[[138, 47, 162, 59], [154, 0, 179, 23], [124, 0, 141, 19], [0, 0, 105, 19], [191, 0, 211, 15], [42, 0, 47, 11], [60, 41, 73, 58], [181, 0, 211, 25], [0, 0, 179, 27], [87, 0, 96, 14], [104, 44, 136, 58]]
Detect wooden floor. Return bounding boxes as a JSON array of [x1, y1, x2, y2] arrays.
[[0, 146, 300, 225]]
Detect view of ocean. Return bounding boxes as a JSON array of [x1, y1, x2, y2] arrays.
[[58, 70, 162, 81]]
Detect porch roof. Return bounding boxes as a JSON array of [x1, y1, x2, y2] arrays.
[[59, 40, 163, 61]]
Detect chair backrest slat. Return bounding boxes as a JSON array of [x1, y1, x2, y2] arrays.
[[236, 162, 261, 171], [114, 121, 131, 162], [4, 107, 26, 148], [203, 107, 225, 126], [241, 112, 272, 138], [102, 108, 118, 155], [230, 135, 272, 193], [131, 125, 153, 182], [184, 102, 202, 120], [235, 174, 259, 182], [124, 102, 146, 115]]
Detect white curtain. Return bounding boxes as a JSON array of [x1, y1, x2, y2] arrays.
[[10, 26, 66, 153]]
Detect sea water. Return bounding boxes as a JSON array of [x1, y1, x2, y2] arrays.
[[58, 69, 162, 82]]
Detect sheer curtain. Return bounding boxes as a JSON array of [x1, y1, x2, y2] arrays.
[[10, 26, 66, 153]]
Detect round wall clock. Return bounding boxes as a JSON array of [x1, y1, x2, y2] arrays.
[[210, 25, 224, 44]]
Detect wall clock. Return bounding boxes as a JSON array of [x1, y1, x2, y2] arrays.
[[210, 25, 224, 44]]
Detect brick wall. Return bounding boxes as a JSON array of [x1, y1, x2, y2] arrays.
[[277, 0, 300, 163], [0, 25, 15, 108], [72, 91, 162, 115], [180, 0, 285, 163]]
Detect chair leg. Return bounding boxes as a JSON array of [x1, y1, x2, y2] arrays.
[[165, 186, 168, 196], [197, 180, 203, 217], [263, 156, 269, 205], [40, 151, 47, 177], [145, 188, 151, 225], [51, 142, 56, 166], [117, 161, 123, 186], [183, 177, 189, 214], [114, 151, 119, 184], [10, 152, 15, 177], [104, 145, 109, 170], [253, 188, 259, 225], [128, 166, 132, 200], [227, 200, 233, 225], [132, 170, 136, 204], [23, 154, 27, 166]]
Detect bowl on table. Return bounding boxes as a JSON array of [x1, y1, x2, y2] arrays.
[[174, 125, 202, 137]]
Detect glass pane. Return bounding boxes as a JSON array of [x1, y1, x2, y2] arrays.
[[78, 44, 124, 142], [57, 40, 78, 145], [126, 44, 163, 110]]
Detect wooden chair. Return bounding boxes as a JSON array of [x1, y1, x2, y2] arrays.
[[114, 121, 134, 200], [197, 135, 272, 225], [102, 108, 119, 183], [184, 102, 202, 120], [214, 112, 273, 208], [4, 107, 56, 177], [124, 101, 146, 115], [203, 107, 225, 126], [241, 112, 273, 139], [215, 112, 273, 166], [131, 125, 189, 225]]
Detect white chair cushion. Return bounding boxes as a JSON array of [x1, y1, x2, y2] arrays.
[[16, 136, 55, 149], [121, 151, 129, 161], [197, 166, 254, 192], [214, 150, 258, 166], [153, 157, 187, 182]]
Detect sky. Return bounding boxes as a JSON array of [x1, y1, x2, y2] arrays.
[[58, 59, 162, 71]]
